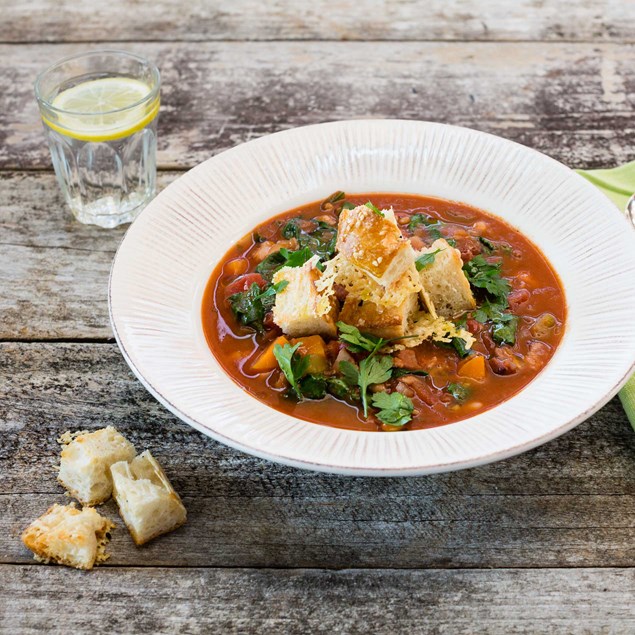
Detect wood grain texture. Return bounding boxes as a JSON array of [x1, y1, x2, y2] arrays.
[[2, 566, 635, 634], [3, 42, 635, 172], [2, 343, 634, 568], [0, 172, 179, 340], [2, 0, 634, 44]]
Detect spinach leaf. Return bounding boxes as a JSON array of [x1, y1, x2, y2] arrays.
[[326, 377, 359, 401], [392, 368, 428, 378], [479, 236, 496, 253], [452, 337, 470, 358], [274, 342, 310, 400], [371, 391, 414, 427], [229, 281, 288, 333], [447, 382, 471, 402], [255, 251, 288, 283], [408, 213, 444, 240], [299, 374, 327, 399]]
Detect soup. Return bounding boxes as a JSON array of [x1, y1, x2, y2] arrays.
[[202, 192, 566, 432]]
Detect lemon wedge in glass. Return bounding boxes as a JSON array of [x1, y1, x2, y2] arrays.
[[43, 77, 159, 142]]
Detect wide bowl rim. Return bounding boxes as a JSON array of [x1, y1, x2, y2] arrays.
[[109, 118, 635, 475]]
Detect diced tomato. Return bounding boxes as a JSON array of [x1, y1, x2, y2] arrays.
[[224, 273, 267, 298], [508, 288, 531, 311]]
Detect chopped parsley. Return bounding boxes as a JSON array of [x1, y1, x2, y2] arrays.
[[365, 201, 384, 217], [463, 255, 511, 305], [473, 300, 518, 346], [371, 391, 414, 427], [415, 248, 443, 272]]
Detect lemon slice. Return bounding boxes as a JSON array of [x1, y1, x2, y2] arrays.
[[44, 77, 159, 142]]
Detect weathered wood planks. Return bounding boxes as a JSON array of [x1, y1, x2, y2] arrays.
[[3, 566, 635, 634], [3, 42, 634, 172], [0, 172, 180, 340], [2, 343, 634, 569], [2, 0, 634, 44]]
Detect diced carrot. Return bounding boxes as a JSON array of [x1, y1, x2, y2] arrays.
[[224, 258, 249, 277], [458, 354, 486, 381], [290, 335, 329, 375], [250, 335, 290, 373]]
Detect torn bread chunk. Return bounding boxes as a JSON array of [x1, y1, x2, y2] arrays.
[[336, 205, 415, 288], [339, 292, 419, 340], [272, 255, 338, 338], [58, 426, 136, 506], [111, 450, 186, 546], [21, 503, 114, 570], [416, 239, 476, 319]]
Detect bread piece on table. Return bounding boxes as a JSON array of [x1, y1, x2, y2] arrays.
[[111, 450, 186, 546], [336, 205, 415, 288], [21, 503, 114, 570], [58, 426, 136, 506], [272, 255, 338, 338], [339, 291, 419, 340], [416, 239, 476, 319]]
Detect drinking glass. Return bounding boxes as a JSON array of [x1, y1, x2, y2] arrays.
[[35, 50, 160, 228]]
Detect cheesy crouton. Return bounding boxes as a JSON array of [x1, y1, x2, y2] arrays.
[[272, 255, 338, 338], [111, 451, 186, 546], [336, 205, 415, 288], [58, 426, 136, 506], [21, 503, 114, 570], [339, 292, 419, 340], [416, 239, 476, 319]]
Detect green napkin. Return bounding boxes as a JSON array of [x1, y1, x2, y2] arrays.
[[577, 161, 635, 429]]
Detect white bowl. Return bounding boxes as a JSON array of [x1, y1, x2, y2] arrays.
[[109, 119, 635, 475]]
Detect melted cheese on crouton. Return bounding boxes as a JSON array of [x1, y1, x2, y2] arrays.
[[21, 504, 114, 570], [111, 450, 187, 546], [336, 205, 414, 287], [57, 426, 136, 506]]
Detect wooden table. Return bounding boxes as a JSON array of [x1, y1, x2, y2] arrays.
[[2, 2, 635, 632]]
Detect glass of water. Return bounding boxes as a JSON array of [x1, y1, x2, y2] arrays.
[[35, 50, 160, 228]]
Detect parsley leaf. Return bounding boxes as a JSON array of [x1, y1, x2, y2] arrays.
[[371, 391, 414, 427], [462, 255, 511, 304], [339, 356, 394, 417], [415, 248, 443, 271], [473, 300, 518, 346], [447, 382, 471, 402], [338, 360, 360, 387], [274, 342, 309, 400], [365, 201, 384, 217], [358, 355, 394, 417], [337, 322, 388, 355], [278, 247, 313, 268]]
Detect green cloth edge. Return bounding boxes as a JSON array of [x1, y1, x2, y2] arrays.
[[576, 161, 635, 431]]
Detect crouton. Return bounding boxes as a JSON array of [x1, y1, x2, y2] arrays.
[[21, 503, 114, 570], [272, 255, 338, 338], [339, 292, 419, 340], [336, 205, 415, 288], [416, 239, 476, 318], [58, 426, 136, 506], [111, 451, 186, 546]]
